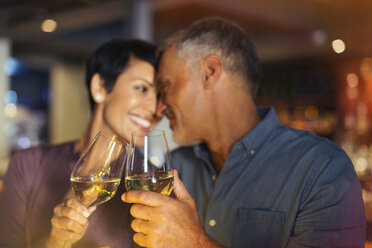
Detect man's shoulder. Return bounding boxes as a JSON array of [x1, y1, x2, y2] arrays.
[[171, 145, 197, 160], [275, 125, 345, 157], [270, 126, 354, 180], [171, 145, 194, 154]]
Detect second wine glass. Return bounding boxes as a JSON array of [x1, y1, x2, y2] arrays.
[[125, 129, 174, 196]]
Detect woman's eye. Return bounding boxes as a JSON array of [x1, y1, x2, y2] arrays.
[[135, 86, 148, 93]]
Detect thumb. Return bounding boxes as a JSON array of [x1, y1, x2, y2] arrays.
[[87, 205, 97, 215], [173, 170, 193, 205]]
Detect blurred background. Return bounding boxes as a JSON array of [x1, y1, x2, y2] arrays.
[[0, 0, 372, 206]]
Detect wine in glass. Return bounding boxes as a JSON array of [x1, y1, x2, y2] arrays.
[[125, 129, 174, 196], [70, 131, 127, 206]]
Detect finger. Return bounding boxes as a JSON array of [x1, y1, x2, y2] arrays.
[[53, 204, 64, 217], [122, 190, 166, 207], [65, 198, 92, 218], [88, 205, 97, 214], [130, 204, 154, 220], [51, 216, 86, 234], [59, 205, 89, 226], [173, 170, 193, 204], [133, 232, 147, 247], [131, 218, 150, 234], [50, 227, 83, 242]]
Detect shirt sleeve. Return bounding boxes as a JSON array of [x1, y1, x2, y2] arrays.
[[287, 150, 366, 247], [0, 149, 39, 248]]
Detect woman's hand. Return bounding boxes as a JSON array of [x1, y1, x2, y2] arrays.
[[46, 197, 96, 248]]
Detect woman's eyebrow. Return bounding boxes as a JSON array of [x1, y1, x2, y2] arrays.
[[133, 78, 154, 86]]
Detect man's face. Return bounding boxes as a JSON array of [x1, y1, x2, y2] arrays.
[[156, 45, 205, 145]]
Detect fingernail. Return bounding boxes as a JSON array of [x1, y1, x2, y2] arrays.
[[83, 211, 90, 217], [121, 193, 127, 202]]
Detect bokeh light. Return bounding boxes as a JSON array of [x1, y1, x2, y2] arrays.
[[332, 39, 346, 54], [41, 19, 57, 33]]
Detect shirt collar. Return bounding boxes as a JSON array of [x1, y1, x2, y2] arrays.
[[237, 107, 280, 154], [193, 107, 280, 167]]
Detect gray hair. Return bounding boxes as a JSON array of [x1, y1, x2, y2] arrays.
[[157, 17, 261, 96]]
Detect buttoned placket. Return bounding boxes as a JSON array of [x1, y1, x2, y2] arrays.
[[203, 142, 257, 240]]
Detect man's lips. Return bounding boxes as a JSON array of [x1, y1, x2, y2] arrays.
[[128, 114, 152, 129]]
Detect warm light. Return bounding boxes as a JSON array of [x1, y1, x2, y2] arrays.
[[344, 114, 356, 129], [41, 19, 57, 33], [360, 58, 372, 79], [4, 103, 17, 118], [356, 157, 368, 172], [293, 106, 305, 120], [357, 103, 367, 117], [346, 87, 359, 100], [305, 105, 319, 120], [346, 73, 359, 88], [332, 39, 346, 53]]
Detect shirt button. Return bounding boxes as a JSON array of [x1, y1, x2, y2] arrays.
[[250, 149, 255, 155], [209, 219, 216, 227], [211, 175, 217, 181]]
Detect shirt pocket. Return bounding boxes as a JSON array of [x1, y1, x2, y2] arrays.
[[231, 208, 286, 248]]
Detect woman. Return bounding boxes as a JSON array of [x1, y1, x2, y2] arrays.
[[0, 39, 158, 248]]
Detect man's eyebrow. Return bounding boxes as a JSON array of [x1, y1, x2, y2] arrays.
[[156, 77, 169, 86]]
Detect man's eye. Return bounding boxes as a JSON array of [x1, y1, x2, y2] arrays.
[[160, 85, 169, 93]]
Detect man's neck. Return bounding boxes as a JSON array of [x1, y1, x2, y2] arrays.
[[205, 93, 260, 174]]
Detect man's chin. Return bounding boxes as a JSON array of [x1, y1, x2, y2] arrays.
[[173, 130, 198, 146]]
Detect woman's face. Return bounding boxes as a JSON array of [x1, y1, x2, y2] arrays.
[[100, 57, 157, 142]]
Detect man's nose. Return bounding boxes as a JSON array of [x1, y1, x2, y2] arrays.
[[156, 98, 167, 118]]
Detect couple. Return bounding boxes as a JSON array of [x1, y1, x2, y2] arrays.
[[0, 17, 366, 248]]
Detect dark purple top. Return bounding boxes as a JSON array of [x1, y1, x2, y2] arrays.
[[0, 141, 135, 248]]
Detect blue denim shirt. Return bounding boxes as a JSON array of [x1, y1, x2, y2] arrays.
[[171, 107, 365, 248]]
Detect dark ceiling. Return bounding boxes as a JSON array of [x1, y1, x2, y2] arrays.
[[0, 0, 371, 64]]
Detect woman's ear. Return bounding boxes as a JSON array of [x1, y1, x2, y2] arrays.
[[201, 54, 223, 89], [90, 73, 107, 104]]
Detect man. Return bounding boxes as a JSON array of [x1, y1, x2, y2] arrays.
[[122, 17, 366, 247]]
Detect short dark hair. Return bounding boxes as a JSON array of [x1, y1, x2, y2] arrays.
[[86, 39, 157, 109], [158, 17, 261, 96]]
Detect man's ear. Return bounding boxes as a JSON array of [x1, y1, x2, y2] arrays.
[[90, 73, 107, 104], [201, 54, 223, 89]]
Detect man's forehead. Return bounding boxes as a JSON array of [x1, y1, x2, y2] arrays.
[[160, 45, 177, 64], [158, 46, 178, 75]]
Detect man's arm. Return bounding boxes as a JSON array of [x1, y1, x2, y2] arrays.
[[122, 170, 223, 248], [287, 152, 365, 247]]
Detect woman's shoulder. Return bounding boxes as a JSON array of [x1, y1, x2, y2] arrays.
[[10, 141, 76, 170], [14, 141, 74, 157]]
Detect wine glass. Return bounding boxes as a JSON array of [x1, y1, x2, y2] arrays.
[[125, 129, 174, 196], [70, 131, 127, 207]]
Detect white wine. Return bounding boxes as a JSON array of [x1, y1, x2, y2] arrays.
[[71, 177, 121, 206], [125, 171, 174, 196]]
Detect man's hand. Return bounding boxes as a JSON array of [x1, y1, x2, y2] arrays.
[[122, 170, 221, 248], [46, 197, 96, 248]]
